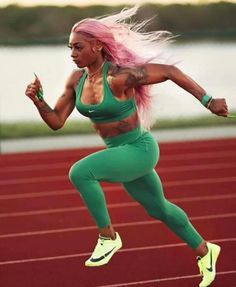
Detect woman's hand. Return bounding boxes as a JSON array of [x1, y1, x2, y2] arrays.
[[24, 70, 78, 130], [25, 74, 43, 103], [208, 98, 229, 117]]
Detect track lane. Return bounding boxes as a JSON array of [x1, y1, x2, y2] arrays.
[[0, 138, 235, 287], [1, 191, 236, 213], [0, 217, 235, 262], [0, 196, 235, 235], [0, 241, 234, 287]]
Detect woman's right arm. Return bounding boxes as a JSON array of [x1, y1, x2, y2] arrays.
[[25, 71, 81, 130]]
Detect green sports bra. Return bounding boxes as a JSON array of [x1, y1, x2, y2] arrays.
[[75, 61, 137, 124]]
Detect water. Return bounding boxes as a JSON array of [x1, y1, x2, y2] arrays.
[[1, 41, 236, 123]]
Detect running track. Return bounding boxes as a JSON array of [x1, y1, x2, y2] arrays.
[[0, 137, 236, 287]]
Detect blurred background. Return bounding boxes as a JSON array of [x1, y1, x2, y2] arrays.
[[0, 0, 236, 144]]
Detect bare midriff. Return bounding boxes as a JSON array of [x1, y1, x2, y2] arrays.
[[93, 111, 140, 138]]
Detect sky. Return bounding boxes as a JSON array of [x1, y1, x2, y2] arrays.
[[1, 0, 235, 7]]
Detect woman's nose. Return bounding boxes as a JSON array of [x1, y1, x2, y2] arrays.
[[71, 48, 78, 58]]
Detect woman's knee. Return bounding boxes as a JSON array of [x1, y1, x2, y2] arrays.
[[68, 161, 93, 186], [68, 163, 77, 183]]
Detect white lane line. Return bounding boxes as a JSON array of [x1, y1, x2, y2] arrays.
[[0, 190, 74, 200], [1, 193, 236, 218], [0, 213, 235, 239], [0, 175, 65, 185], [172, 193, 236, 203], [0, 163, 69, 173], [1, 173, 236, 186], [1, 161, 236, 174], [96, 270, 236, 287], [118, 238, 236, 254], [0, 237, 235, 266], [0, 206, 87, 218], [0, 149, 95, 161], [161, 150, 236, 161], [165, 176, 236, 187], [2, 146, 236, 163], [0, 179, 235, 200], [0, 186, 118, 200], [158, 162, 236, 172]]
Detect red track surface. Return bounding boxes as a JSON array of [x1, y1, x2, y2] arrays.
[[0, 138, 236, 287]]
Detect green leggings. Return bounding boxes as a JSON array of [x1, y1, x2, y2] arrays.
[[69, 129, 203, 249]]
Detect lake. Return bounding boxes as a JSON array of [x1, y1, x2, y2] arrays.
[[1, 41, 236, 123]]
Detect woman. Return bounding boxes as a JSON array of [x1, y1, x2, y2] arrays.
[[25, 7, 228, 287]]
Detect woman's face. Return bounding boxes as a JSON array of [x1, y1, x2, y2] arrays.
[[68, 32, 99, 68]]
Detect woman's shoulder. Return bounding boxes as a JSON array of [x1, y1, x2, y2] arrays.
[[108, 62, 138, 78], [107, 62, 137, 89], [107, 62, 122, 85], [67, 68, 85, 88], [71, 68, 85, 79]]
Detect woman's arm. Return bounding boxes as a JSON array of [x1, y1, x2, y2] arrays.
[[111, 64, 228, 117], [25, 70, 81, 130]]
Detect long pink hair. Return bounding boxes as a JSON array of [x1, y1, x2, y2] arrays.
[[72, 6, 172, 129]]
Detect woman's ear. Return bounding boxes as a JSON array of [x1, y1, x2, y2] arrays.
[[96, 40, 103, 52], [91, 40, 103, 53]]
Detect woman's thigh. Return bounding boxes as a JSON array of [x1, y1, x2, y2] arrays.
[[73, 132, 159, 183]]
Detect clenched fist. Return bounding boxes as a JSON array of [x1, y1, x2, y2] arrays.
[[25, 73, 44, 103], [208, 98, 228, 117]]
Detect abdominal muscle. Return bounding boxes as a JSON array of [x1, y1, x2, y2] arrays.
[[93, 112, 140, 138]]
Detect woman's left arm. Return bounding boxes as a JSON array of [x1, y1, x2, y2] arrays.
[[113, 63, 229, 117], [149, 64, 228, 117]]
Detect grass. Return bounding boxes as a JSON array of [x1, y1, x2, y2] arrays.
[[0, 120, 93, 139], [1, 113, 236, 140]]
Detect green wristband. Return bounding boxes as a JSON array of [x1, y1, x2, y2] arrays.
[[36, 88, 44, 101], [201, 94, 212, 107]]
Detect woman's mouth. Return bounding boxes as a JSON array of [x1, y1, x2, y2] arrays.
[[73, 59, 81, 66]]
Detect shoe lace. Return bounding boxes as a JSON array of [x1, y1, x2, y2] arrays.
[[99, 238, 105, 246], [93, 237, 106, 254]]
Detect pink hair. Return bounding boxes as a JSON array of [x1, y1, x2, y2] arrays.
[[72, 6, 172, 129]]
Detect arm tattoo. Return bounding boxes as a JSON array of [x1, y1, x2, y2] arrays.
[[112, 65, 148, 87], [127, 67, 148, 87], [37, 102, 54, 114]]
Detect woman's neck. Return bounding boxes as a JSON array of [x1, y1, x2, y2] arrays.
[[87, 60, 106, 83]]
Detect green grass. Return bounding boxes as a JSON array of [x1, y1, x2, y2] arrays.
[[153, 114, 236, 130], [1, 113, 235, 140], [0, 120, 93, 139]]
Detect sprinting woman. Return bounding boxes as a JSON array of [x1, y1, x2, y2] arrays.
[[25, 7, 228, 287]]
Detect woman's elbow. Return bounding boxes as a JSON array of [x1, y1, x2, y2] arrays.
[[48, 120, 64, 131], [168, 64, 182, 79], [49, 111, 66, 130], [50, 125, 62, 131], [164, 64, 178, 79]]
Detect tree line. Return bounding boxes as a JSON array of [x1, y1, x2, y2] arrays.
[[0, 2, 236, 45]]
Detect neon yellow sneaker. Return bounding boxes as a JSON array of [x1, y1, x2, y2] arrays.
[[85, 232, 122, 267], [197, 242, 221, 287]]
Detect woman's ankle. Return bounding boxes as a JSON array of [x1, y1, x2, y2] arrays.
[[99, 225, 116, 240], [194, 241, 208, 258]]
